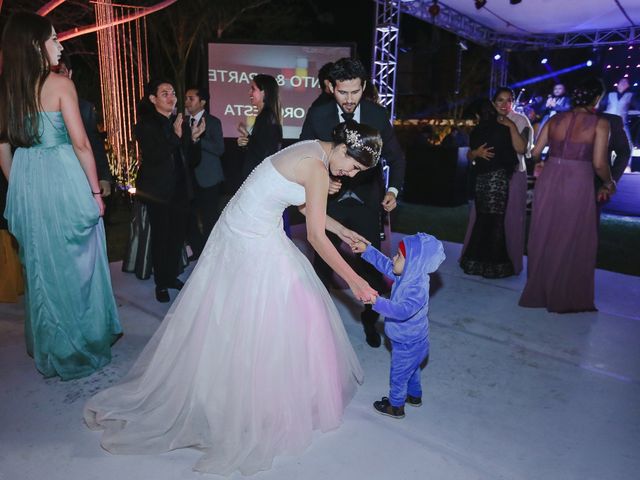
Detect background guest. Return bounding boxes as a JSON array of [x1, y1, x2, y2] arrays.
[[237, 74, 282, 180], [601, 77, 636, 145], [520, 77, 615, 313], [538, 83, 571, 134], [309, 61, 334, 108], [183, 86, 224, 260], [462, 87, 531, 275], [134, 79, 192, 303], [57, 53, 112, 199], [460, 100, 522, 278]]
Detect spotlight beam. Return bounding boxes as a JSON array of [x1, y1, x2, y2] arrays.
[[510, 61, 593, 89]]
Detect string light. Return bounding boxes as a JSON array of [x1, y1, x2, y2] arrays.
[[96, 0, 149, 191]]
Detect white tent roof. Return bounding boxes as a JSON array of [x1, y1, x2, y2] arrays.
[[439, 0, 639, 35]]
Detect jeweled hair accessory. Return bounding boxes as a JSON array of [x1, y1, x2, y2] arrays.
[[345, 128, 381, 163]]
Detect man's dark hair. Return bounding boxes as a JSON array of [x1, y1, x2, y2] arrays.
[[317, 62, 333, 88], [328, 58, 368, 87], [187, 85, 210, 106], [59, 51, 72, 71]]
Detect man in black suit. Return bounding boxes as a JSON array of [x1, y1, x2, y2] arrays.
[[57, 55, 112, 199], [309, 61, 334, 108], [135, 80, 193, 303], [596, 112, 631, 207], [184, 86, 225, 260], [300, 58, 406, 348]]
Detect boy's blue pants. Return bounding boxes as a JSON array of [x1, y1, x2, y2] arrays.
[[389, 337, 429, 407]]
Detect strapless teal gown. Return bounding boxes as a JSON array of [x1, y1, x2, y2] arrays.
[[4, 112, 122, 380]]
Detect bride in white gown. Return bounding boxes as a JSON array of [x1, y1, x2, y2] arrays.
[[84, 121, 382, 475]]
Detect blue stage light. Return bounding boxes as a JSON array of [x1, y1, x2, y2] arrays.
[[586, 60, 593, 67], [494, 53, 502, 61], [541, 58, 548, 64]]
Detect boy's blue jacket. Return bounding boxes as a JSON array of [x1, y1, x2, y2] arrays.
[[361, 233, 445, 344]]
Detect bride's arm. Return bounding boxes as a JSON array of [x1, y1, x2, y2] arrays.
[[299, 160, 377, 302]]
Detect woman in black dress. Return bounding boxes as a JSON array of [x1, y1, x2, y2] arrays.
[[237, 74, 283, 179], [460, 99, 525, 278]]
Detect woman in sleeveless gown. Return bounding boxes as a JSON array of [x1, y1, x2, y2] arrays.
[[84, 122, 382, 475], [0, 13, 121, 379], [519, 78, 616, 313]]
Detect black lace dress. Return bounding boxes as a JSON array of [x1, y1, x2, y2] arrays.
[[460, 119, 519, 278]]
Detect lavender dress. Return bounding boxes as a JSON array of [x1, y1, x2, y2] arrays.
[[519, 111, 600, 312]]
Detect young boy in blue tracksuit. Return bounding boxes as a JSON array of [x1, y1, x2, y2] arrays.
[[353, 232, 445, 418]]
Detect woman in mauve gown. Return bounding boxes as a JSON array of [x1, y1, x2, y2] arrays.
[[519, 77, 616, 313]]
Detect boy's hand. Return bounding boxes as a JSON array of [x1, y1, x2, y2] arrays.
[[351, 240, 368, 254], [363, 294, 377, 305]]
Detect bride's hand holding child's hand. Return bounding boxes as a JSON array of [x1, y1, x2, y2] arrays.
[[350, 240, 368, 254], [350, 280, 378, 304], [337, 226, 368, 249]]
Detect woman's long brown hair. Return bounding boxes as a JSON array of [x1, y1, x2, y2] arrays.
[[0, 12, 53, 147]]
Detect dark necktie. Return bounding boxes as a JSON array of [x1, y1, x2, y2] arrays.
[[341, 111, 354, 122], [190, 117, 196, 128]]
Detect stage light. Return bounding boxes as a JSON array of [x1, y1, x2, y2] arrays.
[[541, 58, 548, 64], [635, 83, 639, 87], [607, 64, 612, 69], [475, 0, 487, 9], [458, 39, 468, 51], [494, 53, 502, 61], [586, 60, 593, 67]]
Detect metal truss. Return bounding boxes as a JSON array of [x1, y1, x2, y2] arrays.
[[399, 0, 639, 50], [371, 0, 638, 116], [372, 0, 401, 119], [489, 51, 509, 99]]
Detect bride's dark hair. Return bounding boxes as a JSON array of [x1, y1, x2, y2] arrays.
[[331, 121, 382, 168]]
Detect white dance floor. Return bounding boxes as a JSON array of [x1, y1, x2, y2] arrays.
[[1, 232, 639, 480]]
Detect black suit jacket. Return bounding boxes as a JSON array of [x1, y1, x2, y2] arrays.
[[183, 111, 225, 188], [243, 108, 282, 178], [135, 110, 192, 203], [78, 98, 111, 183], [300, 99, 405, 207], [600, 112, 631, 183]]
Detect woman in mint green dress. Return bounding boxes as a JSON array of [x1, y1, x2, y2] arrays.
[[0, 13, 121, 380]]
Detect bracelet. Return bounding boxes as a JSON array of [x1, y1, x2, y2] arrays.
[[92, 191, 101, 195]]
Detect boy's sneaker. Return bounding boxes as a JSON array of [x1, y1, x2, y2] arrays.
[[406, 395, 422, 407], [373, 397, 405, 419]]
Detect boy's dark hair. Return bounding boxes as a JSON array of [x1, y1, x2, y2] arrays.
[[186, 85, 210, 106], [328, 58, 368, 87]]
